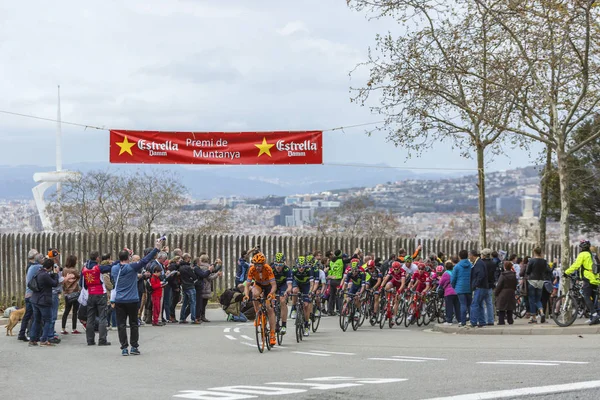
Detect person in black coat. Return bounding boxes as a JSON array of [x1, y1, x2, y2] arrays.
[[469, 250, 489, 327], [30, 259, 59, 346], [494, 262, 518, 325]]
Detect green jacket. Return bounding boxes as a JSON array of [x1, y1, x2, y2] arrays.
[[328, 258, 344, 280], [565, 251, 600, 286]]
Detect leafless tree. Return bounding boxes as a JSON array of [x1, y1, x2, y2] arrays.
[[348, 0, 520, 248]]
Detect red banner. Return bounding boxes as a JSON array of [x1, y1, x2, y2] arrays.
[[109, 130, 323, 165]]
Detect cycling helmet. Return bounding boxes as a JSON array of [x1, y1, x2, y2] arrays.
[[580, 240, 591, 251], [274, 252, 286, 263], [435, 265, 444, 274], [350, 261, 359, 272], [296, 256, 307, 268], [252, 253, 266, 265], [306, 254, 314, 264], [367, 260, 375, 268], [404, 256, 413, 263], [391, 261, 401, 269]]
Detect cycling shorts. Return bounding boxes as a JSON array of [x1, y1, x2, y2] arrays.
[[276, 283, 288, 297], [254, 284, 272, 298], [294, 282, 311, 302], [389, 280, 403, 290], [348, 283, 361, 295]]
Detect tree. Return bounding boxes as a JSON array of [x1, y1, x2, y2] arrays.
[[348, 0, 519, 248], [546, 117, 600, 233], [472, 0, 600, 270], [181, 207, 234, 236], [131, 170, 187, 236]]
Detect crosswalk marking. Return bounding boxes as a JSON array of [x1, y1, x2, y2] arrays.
[[497, 360, 588, 365], [478, 359, 589, 367], [393, 356, 447, 361], [292, 351, 330, 357], [224, 335, 237, 341], [310, 350, 355, 356]]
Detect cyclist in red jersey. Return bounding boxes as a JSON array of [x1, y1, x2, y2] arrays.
[[409, 263, 431, 296], [381, 261, 407, 321]]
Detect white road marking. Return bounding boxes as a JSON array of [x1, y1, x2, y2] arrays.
[[497, 359, 589, 365], [241, 335, 253, 341], [309, 350, 355, 355], [420, 380, 600, 400], [206, 386, 305, 396], [368, 358, 426, 362], [240, 342, 255, 347], [223, 328, 231, 333], [477, 362, 559, 366], [267, 382, 363, 390], [175, 390, 253, 399], [233, 327, 241, 333], [393, 356, 447, 361], [224, 335, 237, 341], [292, 351, 330, 357]]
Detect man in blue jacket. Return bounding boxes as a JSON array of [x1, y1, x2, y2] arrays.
[[469, 250, 489, 328], [111, 238, 163, 356], [451, 250, 472, 327]]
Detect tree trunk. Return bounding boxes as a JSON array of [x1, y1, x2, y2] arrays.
[[556, 146, 571, 295], [476, 144, 487, 249], [538, 145, 552, 251]]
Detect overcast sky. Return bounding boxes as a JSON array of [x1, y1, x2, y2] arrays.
[[0, 0, 541, 171]]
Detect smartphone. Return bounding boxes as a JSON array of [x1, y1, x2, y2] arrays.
[[159, 235, 167, 241]]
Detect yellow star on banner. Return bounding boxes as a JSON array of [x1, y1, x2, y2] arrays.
[[254, 137, 275, 157], [116, 136, 135, 156]]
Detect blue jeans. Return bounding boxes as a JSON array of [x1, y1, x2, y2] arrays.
[[18, 298, 34, 338], [30, 303, 53, 342], [457, 293, 472, 326], [470, 288, 488, 326], [232, 314, 248, 322], [163, 286, 172, 321], [107, 306, 117, 327], [51, 292, 59, 335], [180, 288, 196, 322], [484, 288, 495, 324], [528, 283, 543, 314]]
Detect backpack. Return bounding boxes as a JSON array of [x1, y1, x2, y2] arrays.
[[27, 271, 42, 292]]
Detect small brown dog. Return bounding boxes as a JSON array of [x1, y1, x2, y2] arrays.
[[5, 308, 26, 336]]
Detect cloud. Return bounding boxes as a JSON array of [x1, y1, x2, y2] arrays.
[[277, 21, 310, 36]]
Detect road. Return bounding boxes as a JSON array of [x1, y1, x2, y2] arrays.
[[2, 309, 600, 399]]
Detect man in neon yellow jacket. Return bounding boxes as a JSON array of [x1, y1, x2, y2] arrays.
[[564, 240, 600, 325]]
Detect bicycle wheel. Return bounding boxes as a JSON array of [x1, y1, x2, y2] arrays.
[[349, 302, 359, 331], [516, 296, 527, 318], [423, 302, 434, 326], [275, 304, 283, 345], [436, 299, 445, 323], [264, 314, 272, 351], [255, 311, 265, 353], [311, 304, 322, 333], [416, 301, 426, 327], [341, 303, 350, 332], [551, 294, 578, 327], [404, 299, 415, 328], [395, 298, 406, 326], [297, 304, 305, 341], [378, 296, 387, 329]]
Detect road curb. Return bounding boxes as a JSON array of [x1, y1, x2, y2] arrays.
[[432, 323, 600, 335]]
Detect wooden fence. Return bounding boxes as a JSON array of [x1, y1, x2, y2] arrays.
[[0, 233, 572, 308]]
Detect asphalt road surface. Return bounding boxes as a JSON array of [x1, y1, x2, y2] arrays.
[[2, 309, 600, 399]]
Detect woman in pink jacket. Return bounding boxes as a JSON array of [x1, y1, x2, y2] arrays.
[[439, 261, 460, 325]]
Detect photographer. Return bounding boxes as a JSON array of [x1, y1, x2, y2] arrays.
[[195, 255, 222, 323], [111, 238, 163, 356], [29, 259, 60, 347], [82, 251, 113, 346], [236, 247, 257, 286]]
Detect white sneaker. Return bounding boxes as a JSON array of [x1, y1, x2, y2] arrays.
[[315, 309, 320, 317], [443, 322, 453, 326], [303, 327, 309, 337], [291, 310, 297, 319]]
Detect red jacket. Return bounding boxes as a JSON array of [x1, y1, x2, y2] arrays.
[[150, 275, 163, 297], [82, 264, 105, 295]]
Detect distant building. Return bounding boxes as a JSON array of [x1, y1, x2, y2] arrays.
[[284, 196, 301, 206], [495, 197, 522, 215], [28, 213, 43, 232]]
